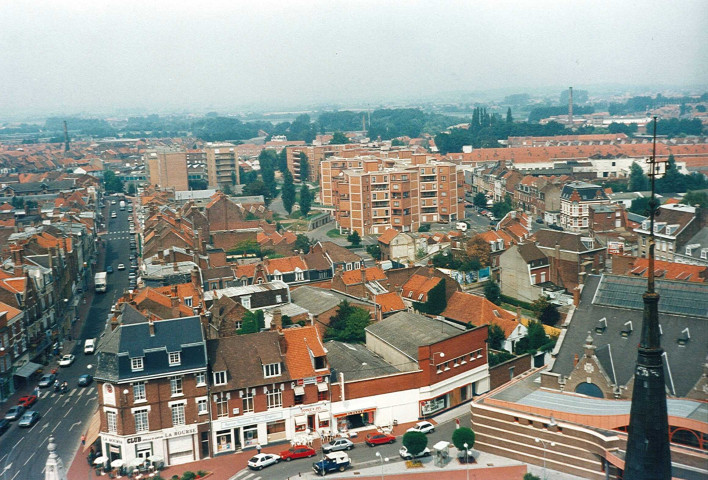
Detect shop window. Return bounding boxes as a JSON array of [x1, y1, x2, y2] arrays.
[[243, 425, 258, 447], [216, 430, 233, 453]]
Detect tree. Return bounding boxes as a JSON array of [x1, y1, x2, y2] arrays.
[[451, 427, 475, 453], [281, 170, 296, 214], [531, 296, 561, 326], [628, 162, 648, 191], [491, 194, 513, 220], [657, 154, 683, 193], [228, 240, 262, 257], [466, 237, 492, 267], [299, 184, 312, 217], [682, 190, 708, 208], [484, 280, 501, 305], [473, 192, 488, 209], [629, 196, 651, 216], [239, 310, 265, 334], [488, 323, 506, 351], [331, 131, 350, 144], [326, 301, 371, 342], [366, 244, 382, 260], [277, 148, 289, 174], [347, 230, 361, 247], [127, 183, 137, 195], [402, 431, 428, 458], [103, 170, 124, 193], [298, 152, 310, 182], [188, 179, 208, 190], [516, 320, 552, 354], [258, 149, 278, 199], [294, 234, 311, 254], [243, 180, 272, 205], [418, 224, 431, 232], [506, 107, 513, 124], [524, 474, 542, 480], [413, 278, 447, 315]]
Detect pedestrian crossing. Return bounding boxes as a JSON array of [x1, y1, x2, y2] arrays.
[[228, 470, 263, 480], [40, 386, 95, 399]]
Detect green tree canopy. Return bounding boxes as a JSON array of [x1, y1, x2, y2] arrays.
[[188, 179, 208, 191], [239, 310, 265, 335], [281, 170, 296, 214], [413, 278, 447, 315], [277, 148, 289, 174], [402, 431, 428, 457], [681, 190, 708, 208], [243, 180, 273, 205], [488, 323, 506, 350], [629, 196, 651, 216], [531, 296, 561, 326], [451, 427, 475, 452], [366, 244, 382, 260], [506, 107, 513, 124], [298, 152, 310, 182], [491, 194, 513, 220], [103, 170, 124, 193], [473, 192, 488, 208], [299, 184, 312, 217], [294, 234, 311, 254], [347, 230, 361, 246], [331, 131, 350, 144], [515, 320, 553, 354], [228, 240, 262, 257], [258, 149, 278, 199], [628, 162, 648, 191], [484, 280, 501, 305], [326, 301, 371, 342]]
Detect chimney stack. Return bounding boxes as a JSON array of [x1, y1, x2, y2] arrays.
[[148, 318, 155, 337], [191, 266, 201, 289], [360, 265, 366, 285], [271, 308, 283, 333]]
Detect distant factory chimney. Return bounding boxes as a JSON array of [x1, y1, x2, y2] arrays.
[[568, 87, 574, 127], [63, 120, 70, 153]]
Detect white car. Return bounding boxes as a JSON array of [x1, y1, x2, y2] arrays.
[[117, 263, 125, 270], [407, 421, 435, 434], [399, 445, 431, 459], [247, 453, 280, 470], [84, 338, 96, 354], [111, 212, 117, 218], [58, 354, 75, 367]]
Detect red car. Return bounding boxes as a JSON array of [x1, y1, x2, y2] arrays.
[[17, 395, 37, 408], [279, 445, 316, 461], [365, 432, 396, 446]]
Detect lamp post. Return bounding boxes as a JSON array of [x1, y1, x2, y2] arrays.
[[375, 451, 389, 480], [534, 438, 555, 480]]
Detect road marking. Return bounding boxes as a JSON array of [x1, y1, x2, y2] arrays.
[[40, 423, 49, 432], [23, 452, 35, 466], [87, 387, 95, 395], [10, 469, 20, 480], [69, 420, 82, 431], [64, 406, 74, 417], [228, 472, 254, 480], [69, 388, 77, 396], [52, 421, 61, 433]]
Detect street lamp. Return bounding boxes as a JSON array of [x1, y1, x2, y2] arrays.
[[534, 438, 555, 480], [463, 442, 470, 480], [375, 451, 389, 480]]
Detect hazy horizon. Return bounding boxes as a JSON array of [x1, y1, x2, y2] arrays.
[[1, 0, 707, 119]]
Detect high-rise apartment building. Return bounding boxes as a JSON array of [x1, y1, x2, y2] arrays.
[[322, 155, 463, 236], [205, 143, 239, 189], [145, 149, 190, 191]]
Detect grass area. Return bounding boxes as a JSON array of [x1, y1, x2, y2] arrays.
[[326, 228, 343, 238]]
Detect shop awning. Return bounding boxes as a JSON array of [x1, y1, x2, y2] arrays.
[[317, 382, 328, 392], [293, 386, 305, 396], [83, 410, 101, 452], [317, 412, 330, 423], [14, 361, 42, 378], [294, 415, 307, 426]]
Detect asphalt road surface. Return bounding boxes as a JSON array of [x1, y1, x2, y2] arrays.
[[0, 200, 132, 479]]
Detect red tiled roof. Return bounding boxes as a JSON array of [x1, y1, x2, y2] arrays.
[[283, 326, 328, 379], [441, 292, 520, 336], [402, 275, 441, 302], [627, 258, 706, 283], [375, 292, 406, 313], [0, 300, 22, 320], [234, 264, 257, 278], [266, 256, 307, 274], [377, 228, 399, 245], [341, 267, 387, 285]]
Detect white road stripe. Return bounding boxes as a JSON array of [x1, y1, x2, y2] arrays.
[[69, 388, 77, 396]]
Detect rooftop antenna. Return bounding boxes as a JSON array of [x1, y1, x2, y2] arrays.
[[624, 116, 671, 479]]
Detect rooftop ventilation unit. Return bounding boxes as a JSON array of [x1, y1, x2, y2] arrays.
[[595, 317, 607, 334], [677, 328, 690, 346], [620, 321, 633, 338]]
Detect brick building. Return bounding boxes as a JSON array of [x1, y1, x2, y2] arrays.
[[559, 181, 610, 232], [145, 150, 189, 191], [205, 143, 239, 189], [94, 315, 209, 466]]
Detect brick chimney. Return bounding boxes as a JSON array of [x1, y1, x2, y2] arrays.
[[171, 285, 179, 307], [360, 265, 366, 285], [271, 308, 283, 333], [573, 286, 581, 307], [191, 266, 201, 289], [148, 317, 155, 337], [110, 314, 119, 331], [516, 306, 522, 321], [11, 245, 23, 274]]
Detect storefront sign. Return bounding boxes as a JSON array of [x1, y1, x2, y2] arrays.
[[335, 407, 375, 417], [297, 404, 328, 415], [216, 411, 284, 430], [164, 424, 198, 439]]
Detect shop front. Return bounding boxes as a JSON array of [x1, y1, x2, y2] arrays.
[[291, 403, 331, 435], [335, 408, 376, 432], [211, 411, 284, 455], [99, 424, 200, 468]]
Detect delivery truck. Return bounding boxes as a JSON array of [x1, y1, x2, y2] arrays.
[[94, 272, 107, 293]]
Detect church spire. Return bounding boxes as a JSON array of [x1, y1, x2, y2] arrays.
[[44, 436, 68, 480], [624, 117, 672, 479]]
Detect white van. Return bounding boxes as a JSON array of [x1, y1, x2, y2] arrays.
[[456, 221, 468, 232], [84, 338, 96, 354]]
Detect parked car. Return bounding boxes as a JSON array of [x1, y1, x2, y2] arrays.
[[247, 453, 280, 470], [312, 452, 351, 475], [78, 374, 93, 387], [111, 212, 117, 218], [407, 421, 435, 434], [59, 354, 75, 367], [280, 445, 316, 461], [38, 373, 56, 388], [322, 438, 355, 453], [84, 338, 96, 354], [117, 263, 125, 270], [106, 266, 114, 274], [399, 445, 432, 459], [18, 411, 41, 428], [17, 395, 37, 408], [0, 418, 9, 435], [4, 405, 25, 421], [365, 432, 396, 446]]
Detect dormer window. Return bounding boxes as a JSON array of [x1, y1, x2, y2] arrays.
[[213, 371, 227, 385], [263, 363, 281, 378], [241, 296, 251, 309], [273, 270, 282, 281], [131, 357, 144, 372], [168, 352, 181, 366], [184, 297, 192, 307], [314, 356, 327, 370]]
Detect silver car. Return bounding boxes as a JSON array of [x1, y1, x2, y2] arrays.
[[322, 438, 355, 453]]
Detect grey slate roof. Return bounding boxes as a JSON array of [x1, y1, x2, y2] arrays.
[[551, 275, 708, 397], [325, 340, 401, 381], [291, 286, 373, 316], [95, 315, 206, 383], [517, 243, 547, 264], [560, 181, 608, 201], [365, 311, 467, 361]]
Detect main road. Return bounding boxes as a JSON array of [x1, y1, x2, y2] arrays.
[[0, 199, 133, 479]]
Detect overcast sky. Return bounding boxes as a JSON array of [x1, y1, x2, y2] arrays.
[[1, 0, 706, 116]]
